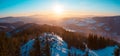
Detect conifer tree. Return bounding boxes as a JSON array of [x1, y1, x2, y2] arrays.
[[45, 37, 51, 56], [114, 46, 120, 56], [30, 37, 41, 56]]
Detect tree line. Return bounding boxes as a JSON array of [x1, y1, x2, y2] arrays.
[[0, 24, 119, 56]]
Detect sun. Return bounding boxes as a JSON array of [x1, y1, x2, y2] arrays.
[[53, 4, 64, 14]]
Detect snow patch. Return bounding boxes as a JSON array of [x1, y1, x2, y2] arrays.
[[97, 23, 104, 27], [93, 46, 117, 56]]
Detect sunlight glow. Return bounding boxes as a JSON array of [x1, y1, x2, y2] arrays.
[[53, 4, 64, 14]]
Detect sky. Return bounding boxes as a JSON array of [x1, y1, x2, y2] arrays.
[[0, 0, 120, 17]]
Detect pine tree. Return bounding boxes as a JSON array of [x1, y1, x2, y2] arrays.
[[114, 46, 120, 56], [30, 37, 41, 56], [44, 37, 51, 56]]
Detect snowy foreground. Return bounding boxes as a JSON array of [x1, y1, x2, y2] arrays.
[[21, 33, 117, 56]]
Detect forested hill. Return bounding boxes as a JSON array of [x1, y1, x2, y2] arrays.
[[0, 23, 120, 56]]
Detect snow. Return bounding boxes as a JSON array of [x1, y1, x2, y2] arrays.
[[0, 26, 8, 28], [76, 22, 88, 26], [20, 39, 35, 56], [97, 23, 104, 27], [88, 26, 97, 30], [20, 33, 118, 56], [63, 28, 76, 32], [89, 50, 98, 56], [105, 27, 111, 31], [112, 32, 118, 36], [46, 34, 68, 56], [69, 43, 117, 56], [84, 18, 96, 24], [10, 26, 15, 29], [65, 19, 77, 24], [104, 26, 111, 31], [20, 33, 68, 56], [93, 45, 118, 56], [70, 47, 84, 56]]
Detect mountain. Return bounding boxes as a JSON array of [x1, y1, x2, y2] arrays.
[[0, 16, 61, 25], [0, 16, 120, 56], [6, 23, 34, 37], [0, 22, 119, 56], [62, 16, 120, 42], [1, 16, 120, 39], [21, 33, 118, 56], [21, 33, 68, 56], [0, 21, 24, 32]]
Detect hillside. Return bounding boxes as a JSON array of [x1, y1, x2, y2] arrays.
[[21, 33, 118, 56], [0, 23, 120, 56]]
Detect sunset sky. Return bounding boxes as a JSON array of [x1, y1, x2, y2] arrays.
[[0, 0, 120, 17]]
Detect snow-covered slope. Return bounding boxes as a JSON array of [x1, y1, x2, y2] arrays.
[[40, 33, 68, 56], [21, 33, 68, 56], [20, 33, 118, 56], [93, 46, 118, 56], [21, 39, 35, 56]]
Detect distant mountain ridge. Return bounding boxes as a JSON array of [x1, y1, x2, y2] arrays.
[[62, 16, 120, 42], [0, 16, 120, 42]]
